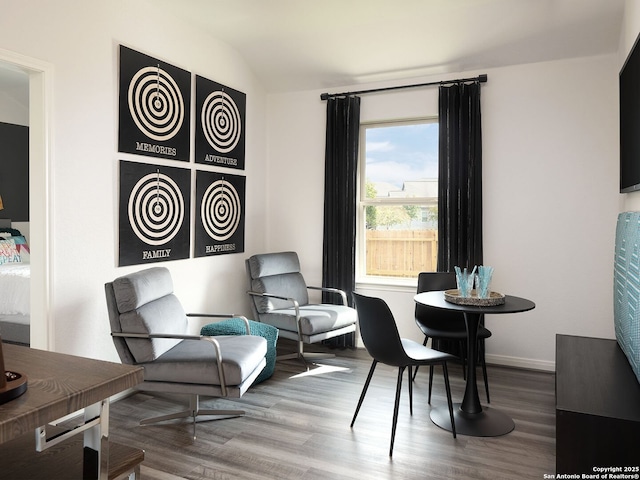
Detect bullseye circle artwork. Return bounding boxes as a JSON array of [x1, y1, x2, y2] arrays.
[[128, 171, 184, 245], [128, 66, 184, 142], [201, 179, 241, 241], [195, 75, 246, 170], [118, 46, 191, 161], [201, 91, 241, 154], [195, 171, 245, 257], [119, 160, 190, 266]]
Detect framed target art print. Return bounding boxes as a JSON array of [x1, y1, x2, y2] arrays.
[[118, 160, 191, 266], [195, 75, 246, 170], [118, 45, 191, 161], [194, 170, 245, 258]]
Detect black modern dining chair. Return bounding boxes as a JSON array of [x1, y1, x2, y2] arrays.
[[351, 292, 456, 457], [412, 272, 492, 403]]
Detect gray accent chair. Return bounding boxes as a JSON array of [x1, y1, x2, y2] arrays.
[[246, 251, 357, 364], [105, 266, 267, 438]]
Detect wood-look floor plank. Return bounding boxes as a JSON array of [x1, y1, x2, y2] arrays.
[[109, 342, 556, 480]]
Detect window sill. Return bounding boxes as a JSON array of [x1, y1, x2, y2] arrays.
[[355, 276, 418, 293]]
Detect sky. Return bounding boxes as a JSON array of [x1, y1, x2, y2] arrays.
[[365, 122, 439, 193]]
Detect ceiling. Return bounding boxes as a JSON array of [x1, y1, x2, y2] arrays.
[[0, 0, 626, 103], [152, 0, 626, 93]]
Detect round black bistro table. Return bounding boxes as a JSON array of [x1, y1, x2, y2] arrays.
[[414, 290, 535, 437]]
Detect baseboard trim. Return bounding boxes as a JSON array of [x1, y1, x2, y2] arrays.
[[485, 353, 555, 372], [351, 345, 555, 372]]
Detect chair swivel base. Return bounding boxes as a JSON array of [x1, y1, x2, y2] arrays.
[[141, 408, 245, 440], [140, 408, 246, 426], [277, 351, 336, 369], [277, 351, 335, 360], [140, 393, 246, 439]]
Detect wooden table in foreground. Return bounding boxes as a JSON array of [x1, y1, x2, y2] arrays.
[[0, 343, 144, 479], [414, 290, 535, 437]]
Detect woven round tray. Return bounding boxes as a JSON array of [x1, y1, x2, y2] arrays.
[[444, 289, 505, 306]]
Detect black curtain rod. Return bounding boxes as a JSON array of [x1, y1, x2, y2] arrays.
[[320, 73, 487, 100]]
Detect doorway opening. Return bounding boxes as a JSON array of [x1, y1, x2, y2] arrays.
[[0, 48, 53, 350]]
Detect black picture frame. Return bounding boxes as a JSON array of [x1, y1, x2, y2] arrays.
[[118, 46, 191, 161], [194, 170, 245, 257], [118, 160, 191, 266], [194, 75, 246, 170]]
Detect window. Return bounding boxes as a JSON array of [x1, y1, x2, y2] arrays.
[[357, 118, 439, 285]]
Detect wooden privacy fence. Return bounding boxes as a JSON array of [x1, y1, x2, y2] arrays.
[[366, 229, 438, 277]]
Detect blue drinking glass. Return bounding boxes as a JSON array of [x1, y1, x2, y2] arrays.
[[475, 265, 494, 299], [455, 266, 476, 298]]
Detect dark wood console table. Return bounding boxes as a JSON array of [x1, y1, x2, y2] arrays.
[[0, 343, 144, 479], [556, 334, 640, 473]]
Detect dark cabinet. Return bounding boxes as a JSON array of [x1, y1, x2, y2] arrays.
[[556, 334, 640, 473]]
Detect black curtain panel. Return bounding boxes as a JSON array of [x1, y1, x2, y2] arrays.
[[437, 82, 483, 272], [322, 96, 360, 347]]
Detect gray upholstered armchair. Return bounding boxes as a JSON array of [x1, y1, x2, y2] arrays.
[[246, 251, 357, 364], [105, 266, 267, 438]]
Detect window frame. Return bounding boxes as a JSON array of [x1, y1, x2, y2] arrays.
[[355, 116, 439, 289]]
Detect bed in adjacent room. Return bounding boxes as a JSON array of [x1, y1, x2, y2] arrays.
[[0, 229, 30, 346]]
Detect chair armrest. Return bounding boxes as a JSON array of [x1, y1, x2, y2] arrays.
[[247, 291, 302, 324], [187, 313, 251, 334], [247, 291, 300, 312], [307, 286, 348, 305], [111, 332, 229, 396], [112, 332, 204, 340]]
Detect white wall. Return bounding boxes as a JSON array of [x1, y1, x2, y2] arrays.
[[267, 54, 620, 370], [0, 0, 269, 361]]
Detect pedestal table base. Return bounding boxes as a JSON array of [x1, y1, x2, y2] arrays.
[[430, 403, 515, 437]]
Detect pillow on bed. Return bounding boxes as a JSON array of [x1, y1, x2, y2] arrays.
[[11, 236, 30, 263], [0, 227, 23, 237], [0, 238, 21, 264]]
